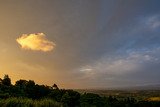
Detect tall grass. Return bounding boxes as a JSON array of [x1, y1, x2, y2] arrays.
[[0, 98, 62, 107]]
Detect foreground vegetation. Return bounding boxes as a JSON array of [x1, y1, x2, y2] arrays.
[[0, 75, 160, 107], [0, 98, 61, 107]]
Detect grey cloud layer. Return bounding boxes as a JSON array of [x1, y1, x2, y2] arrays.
[[1, 0, 160, 88]]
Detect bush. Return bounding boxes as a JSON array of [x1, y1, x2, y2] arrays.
[[80, 93, 105, 107]]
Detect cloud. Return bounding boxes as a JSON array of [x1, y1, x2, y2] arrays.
[[80, 68, 92, 72], [147, 15, 160, 29], [80, 65, 93, 72], [16, 33, 56, 52], [78, 47, 160, 80]]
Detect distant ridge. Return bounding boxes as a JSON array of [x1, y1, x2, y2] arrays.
[[110, 83, 160, 90], [75, 84, 160, 91], [127, 84, 160, 90]]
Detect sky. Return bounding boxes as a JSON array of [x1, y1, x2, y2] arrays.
[[0, 0, 160, 89]]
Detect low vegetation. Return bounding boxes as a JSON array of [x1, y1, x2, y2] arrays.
[[0, 75, 160, 107], [0, 98, 61, 107]]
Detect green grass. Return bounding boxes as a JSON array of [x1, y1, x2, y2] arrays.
[[0, 98, 62, 107]]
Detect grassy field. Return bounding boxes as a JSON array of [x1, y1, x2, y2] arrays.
[[0, 98, 62, 107]]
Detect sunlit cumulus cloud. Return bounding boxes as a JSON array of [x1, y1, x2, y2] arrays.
[[16, 33, 56, 52]]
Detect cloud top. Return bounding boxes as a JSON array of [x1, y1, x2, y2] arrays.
[[16, 33, 55, 52]]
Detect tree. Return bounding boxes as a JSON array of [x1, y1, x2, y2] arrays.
[[80, 93, 105, 107], [0, 78, 2, 85], [34, 85, 51, 99], [52, 84, 59, 89], [61, 90, 80, 107], [2, 75, 11, 86], [15, 80, 27, 86], [25, 80, 36, 98], [14, 79, 28, 97]]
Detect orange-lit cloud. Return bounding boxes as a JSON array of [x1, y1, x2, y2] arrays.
[[16, 33, 55, 52]]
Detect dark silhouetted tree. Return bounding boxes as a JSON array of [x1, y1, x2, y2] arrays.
[[61, 90, 80, 107], [15, 79, 27, 87], [26, 80, 36, 98], [0, 78, 2, 85], [80, 93, 105, 107], [52, 84, 59, 89], [2, 75, 11, 86]]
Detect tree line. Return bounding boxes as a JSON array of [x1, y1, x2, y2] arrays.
[[0, 75, 160, 107]]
